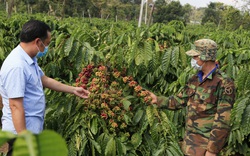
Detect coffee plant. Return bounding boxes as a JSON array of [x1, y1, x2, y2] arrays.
[[56, 63, 182, 155]]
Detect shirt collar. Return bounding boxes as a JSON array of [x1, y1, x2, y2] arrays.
[[18, 45, 37, 65], [197, 64, 219, 82]]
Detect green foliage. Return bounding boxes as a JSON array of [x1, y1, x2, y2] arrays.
[[2, 12, 250, 155], [222, 70, 250, 156], [0, 130, 68, 156]]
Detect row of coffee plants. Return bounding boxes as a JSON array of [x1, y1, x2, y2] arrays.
[[1, 12, 250, 155]]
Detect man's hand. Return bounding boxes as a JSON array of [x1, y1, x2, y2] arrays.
[[73, 87, 89, 98], [205, 151, 217, 156], [149, 92, 157, 104]]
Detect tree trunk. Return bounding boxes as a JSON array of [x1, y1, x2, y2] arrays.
[[138, 0, 144, 27], [88, 9, 91, 18], [7, 0, 14, 18], [61, 0, 66, 18], [147, 3, 155, 26]]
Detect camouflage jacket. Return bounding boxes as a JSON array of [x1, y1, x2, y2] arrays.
[[157, 68, 235, 156]]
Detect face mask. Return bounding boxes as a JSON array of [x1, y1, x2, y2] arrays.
[[191, 58, 203, 70], [36, 40, 49, 58]]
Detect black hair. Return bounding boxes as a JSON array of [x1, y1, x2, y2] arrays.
[[20, 19, 51, 43]]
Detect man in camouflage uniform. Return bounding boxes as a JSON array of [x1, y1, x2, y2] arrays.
[[150, 39, 235, 156]]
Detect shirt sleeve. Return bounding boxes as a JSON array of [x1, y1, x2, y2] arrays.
[[157, 85, 190, 110], [37, 66, 44, 77], [4, 67, 26, 98], [207, 78, 235, 153]]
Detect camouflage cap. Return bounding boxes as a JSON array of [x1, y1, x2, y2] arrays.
[[186, 39, 217, 61]]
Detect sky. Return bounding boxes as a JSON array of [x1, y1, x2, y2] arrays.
[[179, 0, 244, 8]]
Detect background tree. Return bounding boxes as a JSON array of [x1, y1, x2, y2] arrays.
[[188, 7, 205, 24], [1, 0, 250, 30], [153, 1, 185, 24], [221, 6, 243, 30], [182, 4, 192, 24], [201, 2, 223, 26], [241, 11, 250, 29]]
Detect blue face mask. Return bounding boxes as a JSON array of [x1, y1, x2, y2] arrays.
[[36, 40, 49, 58]]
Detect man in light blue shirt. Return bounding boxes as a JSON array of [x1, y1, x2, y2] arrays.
[[0, 45, 46, 134], [0, 20, 89, 137]]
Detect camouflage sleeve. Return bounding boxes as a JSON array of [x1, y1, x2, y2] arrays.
[[207, 79, 235, 154], [157, 86, 190, 110]]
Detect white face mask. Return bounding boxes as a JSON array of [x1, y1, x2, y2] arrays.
[[191, 58, 203, 70]]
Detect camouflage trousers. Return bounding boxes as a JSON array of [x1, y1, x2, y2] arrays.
[[181, 132, 208, 156]]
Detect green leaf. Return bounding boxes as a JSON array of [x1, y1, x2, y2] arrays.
[[89, 139, 101, 154], [83, 42, 95, 63], [135, 45, 143, 66], [244, 73, 250, 94], [139, 117, 149, 135], [123, 114, 132, 125], [75, 46, 84, 70], [105, 137, 116, 156], [165, 149, 174, 156], [153, 145, 165, 156], [91, 117, 98, 135], [122, 99, 131, 111], [235, 97, 248, 124], [178, 71, 187, 87], [116, 138, 127, 155], [0, 46, 5, 60], [146, 105, 155, 126], [226, 53, 234, 79], [154, 41, 160, 52], [64, 37, 74, 56], [171, 46, 179, 68], [241, 104, 250, 136], [150, 122, 160, 143], [68, 41, 79, 60], [160, 111, 177, 136], [127, 36, 131, 47], [13, 131, 38, 156], [55, 33, 66, 48], [97, 133, 111, 153], [132, 109, 144, 125], [144, 132, 156, 151], [37, 130, 68, 156], [130, 133, 142, 149], [123, 95, 136, 100], [143, 41, 153, 66], [75, 134, 81, 150], [68, 140, 77, 156], [179, 46, 187, 68], [168, 143, 183, 156], [128, 41, 137, 64], [11, 130, 68, 156], [79, 137, 88, 156], [162, 48, 171, 75], [0, 131, 16, 146]]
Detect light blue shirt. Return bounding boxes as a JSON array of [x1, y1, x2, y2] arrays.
[[0, 45, 45, 134]]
